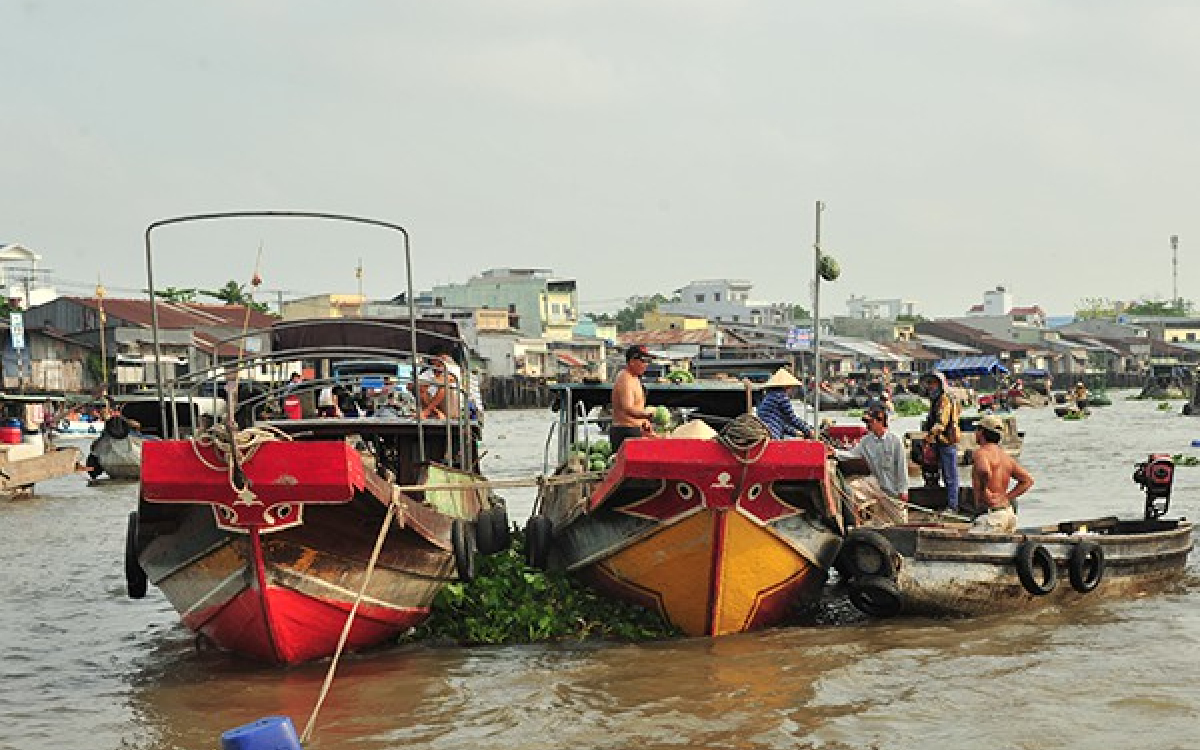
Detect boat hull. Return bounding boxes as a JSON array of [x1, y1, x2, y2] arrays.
[[854, 518, 1193, 617], [137, 439, 484, 664], [543, 437, 843, 636], [0, 445, 81, 494], [140, 502, 452, 664]]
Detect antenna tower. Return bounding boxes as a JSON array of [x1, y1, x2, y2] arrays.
[[1171, 235, 1180, 308]]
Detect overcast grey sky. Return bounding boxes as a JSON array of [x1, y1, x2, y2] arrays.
[[5, 1, 1198, 318]]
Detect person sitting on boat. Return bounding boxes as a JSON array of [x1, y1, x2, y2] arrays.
[[920, 370, 961, 512], [610, 344, 657, 452], [833, 404, 909, 525], [415, 344, 462, 420], [969, 413, 1034, 533], [316, 384, 341, 418], [756, 367, 814, 440]]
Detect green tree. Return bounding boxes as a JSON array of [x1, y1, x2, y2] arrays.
[[153, 287, 198, 302], [790, 304, 811, 321], [200, 280, 271, 314], [1124, 299, 1193, 317]]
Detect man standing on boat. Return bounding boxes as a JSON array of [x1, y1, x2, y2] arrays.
[[611, 344, 657, 452], [970, 414, 1034, 533], [833, 404, 908, 525], [921, 370, 961, 511]]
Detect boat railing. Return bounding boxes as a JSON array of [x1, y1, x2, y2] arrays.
[[155, 344, 479, 473]]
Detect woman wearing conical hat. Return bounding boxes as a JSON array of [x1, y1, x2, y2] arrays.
[[756, 367, 814, 440]]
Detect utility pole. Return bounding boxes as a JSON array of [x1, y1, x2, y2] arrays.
[[1171, 235, 1180, 310], [812, 200, 825, 426]]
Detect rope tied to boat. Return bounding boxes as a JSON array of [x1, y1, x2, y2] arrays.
[[716, 412, 771, 464], [189, 423, 293, 499]]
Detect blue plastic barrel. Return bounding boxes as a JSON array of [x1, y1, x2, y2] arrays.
[[220, 716, 302, 750], [1191, 439, 1200, 448]]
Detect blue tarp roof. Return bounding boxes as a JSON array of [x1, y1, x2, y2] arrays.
[[1022, 369, 1049, 378], [935, 355, 1008, 379]]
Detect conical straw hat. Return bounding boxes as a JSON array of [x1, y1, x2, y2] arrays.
[[763, 367, 801, 388], [671, 419, 717, 440]]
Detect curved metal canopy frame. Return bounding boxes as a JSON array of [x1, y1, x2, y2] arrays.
[[143, 211, 423, 456]]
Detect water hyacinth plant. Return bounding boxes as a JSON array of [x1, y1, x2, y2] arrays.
[[403, 532, 678, 645]]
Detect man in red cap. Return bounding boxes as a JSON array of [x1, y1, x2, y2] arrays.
[[611, 344, 658, 452]]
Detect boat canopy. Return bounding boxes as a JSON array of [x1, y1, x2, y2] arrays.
[[269, 318, 463, 358], [1021, 368, 1049, 378], [551, 381, 752, 420], [934, 355, 1008, 379]]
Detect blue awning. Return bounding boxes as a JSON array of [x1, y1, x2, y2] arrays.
[[1021, 369, 1048, 378], [935, 355, 1008, 379]]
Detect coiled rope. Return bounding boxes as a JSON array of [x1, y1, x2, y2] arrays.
[[716, 412, 772, 464], [189, 423, 293, 498]]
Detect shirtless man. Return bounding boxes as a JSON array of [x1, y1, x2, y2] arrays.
[[969, 414, 1034, 533], [610, 344, 657, 452]]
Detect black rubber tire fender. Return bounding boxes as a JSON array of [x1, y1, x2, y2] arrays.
[[524, 514, 552, 570], [1015, 541, 1058, 596], [125, 511, 148, 599], [451, 518, 476, 582], [841, 528, 897, 580], [85, 453, 104, 480], [489, 503, 512, 553], [474, 508, 499, 556], [104, 415, 131, 440], [1068, 541, 1106, 593], [848, 575, 904, 617]]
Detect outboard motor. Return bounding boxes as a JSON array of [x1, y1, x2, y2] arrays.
[[1133, 453, 1175, 520]]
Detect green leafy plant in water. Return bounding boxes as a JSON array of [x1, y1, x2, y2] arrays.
[[1171, 454, 1200, 467], [403, 530, 678, 645], [1158, 402, 1172, 410]]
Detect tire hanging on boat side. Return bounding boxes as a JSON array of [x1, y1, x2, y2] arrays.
[[475, 508, 499, 556], [451, 518, 476, 582], [841, 528, 897, 580], [489, 503, 511, 553], [847, 576, 903, 617], [1015, 541, 1057, 596], [525, 514, 552, 570], [125, 511, 148, 599], [85, 453, 104, 480], [1068, 541, 1105, 593]]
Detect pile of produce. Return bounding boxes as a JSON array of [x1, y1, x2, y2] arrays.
[[570, 438, 613, 472], [893, 399, 928, 417]]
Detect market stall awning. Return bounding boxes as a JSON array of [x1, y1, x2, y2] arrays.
[[934, 355, 1008, 379]]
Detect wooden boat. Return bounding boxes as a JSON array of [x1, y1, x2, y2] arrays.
[[905, 413, 1024, 479], [126, 212, 507, 665], [84, 415, 143, 482], [838, 454, 1193, 618], [528, 381, 845, 637], [0, 395, 82, 496]]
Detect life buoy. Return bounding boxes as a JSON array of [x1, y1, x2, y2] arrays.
[[840, 528, 897, 580], [451, 518, 476, 582], [1068, 541, 1106, 593], [125, 511, 148, 599], [666, 369, 695, 384], [1015, 541, 1057, 596], [848, 575, 903, 617], [524, 514, 552, 570]]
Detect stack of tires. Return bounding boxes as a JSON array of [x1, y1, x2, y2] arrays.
[[835, 528, 904, 618], [450, 500, 512, 583]]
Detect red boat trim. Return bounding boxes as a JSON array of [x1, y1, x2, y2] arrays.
[[706, 508, 729, 635], [248, 527, 281, 661]]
